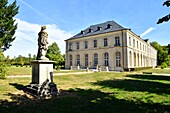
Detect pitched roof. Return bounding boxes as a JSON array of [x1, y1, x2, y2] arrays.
[[66, 20, 127, 40]]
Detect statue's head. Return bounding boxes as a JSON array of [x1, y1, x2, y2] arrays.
[[41, 26, 46, 30]]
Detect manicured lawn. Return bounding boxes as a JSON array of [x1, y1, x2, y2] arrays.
[[0, 72, 170, 113], [138, 68, 170, 74], [7, 66, 86, 75], [7, 66, 32, 75]]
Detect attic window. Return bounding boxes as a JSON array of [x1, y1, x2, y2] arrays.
[[88, 28, 93, 33], [97, 26, 102, 31], [81, 30, 84, 34], [107, 24, 112, 29]]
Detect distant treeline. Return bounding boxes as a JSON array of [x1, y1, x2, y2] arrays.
[[5, 54, 36, 67]]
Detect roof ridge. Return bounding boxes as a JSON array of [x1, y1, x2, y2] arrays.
[[67, 20, 125, 40]]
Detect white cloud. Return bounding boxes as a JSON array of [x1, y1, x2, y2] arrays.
[[4, 18, 73, 58], [140, 27, 155, 37]]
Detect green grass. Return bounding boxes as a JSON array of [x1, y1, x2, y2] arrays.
[[7, 66, 86, 75], [7, 66, 32, 75], [0, 72, 170, 113], [138, 68, 170, 74]]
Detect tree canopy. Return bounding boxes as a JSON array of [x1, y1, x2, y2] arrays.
[[0, 0, 19, 51], [150, 41, 170, 66], [157, 0, 170, 24], [46, 42, 64, 69]]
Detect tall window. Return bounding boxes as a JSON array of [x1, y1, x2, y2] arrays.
[[134, 53, 136, 66], [115, 36, 120, 46], [137, 41, 138, 49], [137, 54, 139, 66], [76, 42, 79, 49], [116, 52, 121, 67], [94, 40, 97, 48], [129, 51, 132, 67], [84, 41, 88, 49], [94, 53, 98, 66], [104, 38, 108, 46], [69, 43, 72, 51], [133, 39, 135, 48], [77, 55, 80, 66], [104, 53, 109, 66], [129, 37, 131, 46], [69, 55, 72, 66], [141, 54, 142, 66], [85, 54, 88, 67]]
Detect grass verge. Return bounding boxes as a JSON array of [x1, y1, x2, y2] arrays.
[[0, 72, 170, 113]]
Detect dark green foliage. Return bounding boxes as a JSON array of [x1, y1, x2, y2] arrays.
[[161, 62, 168, 69], [46, 42, 64, 69], [0, 62, 8, 79], [157, 0, 170, 24], [0, 0, 19, 51], [163, 0, 170, 7], [0, 50, 8, 79], [150, 41, 170, 66]]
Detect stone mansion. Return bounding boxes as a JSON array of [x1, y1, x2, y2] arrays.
[[65, 21, 157, 71]]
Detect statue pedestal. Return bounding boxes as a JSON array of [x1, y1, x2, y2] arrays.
[[25, 60, 58, 98], [31, 60, 54, 85]]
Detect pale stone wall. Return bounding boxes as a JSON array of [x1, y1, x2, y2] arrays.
[[65, 29, 157, 71]]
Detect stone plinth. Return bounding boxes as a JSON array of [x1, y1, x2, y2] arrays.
[[25, 60, 58, 98], [31, 60, 54, 85]]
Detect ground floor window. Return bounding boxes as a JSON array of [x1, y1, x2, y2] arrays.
[[77, 55, 80, 66], [94, 53, 98, 66], [116, 52, 121, 67], [69, 55, 72, 66], [129, 51, 132, 67], [85, 54, 88, 67], [104, 52, 109, 66]]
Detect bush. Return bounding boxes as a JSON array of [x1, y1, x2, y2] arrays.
[[161, 62, 167, 69], [0, 62, 8, 79]]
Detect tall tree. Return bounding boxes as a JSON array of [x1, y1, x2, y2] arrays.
[[0, 0, 19, 51], [150, 41, 170, 66], [157, 0, 170, 24], [46, 42, 64, 69]]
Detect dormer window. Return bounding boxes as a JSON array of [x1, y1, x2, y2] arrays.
[[88, 28, 93, 33], [81, 30, 84, 34], [107, 24, 112, 29], [97, 26, 102, 31]]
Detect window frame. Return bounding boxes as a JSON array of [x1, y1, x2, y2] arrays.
[[94, 40, 97, 48], [104, 38, 108, 47], [76, 42, 79, 49], [84, 41, 88, 49], [104, 52, 109, 66], [69, 55, 72, 66], [94, 53, 98, 66], [115, 36, 120, 46], [85, 54, 88, 67], [116, 52, 121, 67]]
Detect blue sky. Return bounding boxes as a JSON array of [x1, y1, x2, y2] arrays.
[[4, 0, 170, 58]]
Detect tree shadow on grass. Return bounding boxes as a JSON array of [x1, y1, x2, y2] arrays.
[[126, 74, 170, 81], [93, 78, 170, 95], [0, 88, 170, 113]]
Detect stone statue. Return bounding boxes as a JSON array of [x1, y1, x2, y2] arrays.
[[37, 26, 49, 60]]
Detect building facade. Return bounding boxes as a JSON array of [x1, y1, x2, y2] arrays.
[[65, 21, 157, 71]]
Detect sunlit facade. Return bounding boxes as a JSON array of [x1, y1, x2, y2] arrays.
[[65, 21, 157, 71]]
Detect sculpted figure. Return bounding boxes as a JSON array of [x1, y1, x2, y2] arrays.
[[36, 26, 49, 60]]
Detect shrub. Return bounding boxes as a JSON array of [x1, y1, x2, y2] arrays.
[[161, 62, 167, 69], [0, 62, 8, 79]]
